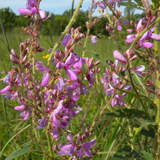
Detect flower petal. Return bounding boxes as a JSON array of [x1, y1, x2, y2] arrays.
[[91, 36, 98, 44], [113, 50, 127, 64], [38, 9, 47, 19], [24, 112, 31, 120], [41, 72, 50, 87], [90, 139, 96, 146], [62, 34, 72, 47], [142, 42, 153, 48], [67, 134, 73, 143], [18, 8, 32, 15], [66, 68, 79, 81], [150, 33, 160, 41], [14, 105, 26, 110], [0, 85, 11, 94], [85, 149, 91, 157]]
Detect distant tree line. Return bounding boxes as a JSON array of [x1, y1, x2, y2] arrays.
[[0, 7, 145, 36]]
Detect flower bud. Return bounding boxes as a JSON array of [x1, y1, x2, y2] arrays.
[[24, 39, 30, 48], [11, 49, 19, 59], [19, 43, 24, 53], [91, 68, 95, 73], [36, 43, 40, 50], [22, 56, 27, 64], [54, 50, 64, 62], [88, 57, 93, 69], [97, 68, 101, 73], [93, 60, 100, 66], [10, 54, 19, 64], [37, 48, 44, 52], [14, 105, 26, 110], [12, 66, 19, 73], [23, 48, 29, 56]]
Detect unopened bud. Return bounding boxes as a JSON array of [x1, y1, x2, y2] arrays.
[[129, 55, 137, 61], [88, 58, 93, 69], [10, 54, 19, 64], [130, 21, 135, 26], [11, 49, 20, 59], [97, 68, 101, 73], [24, 39, 30, 48], [24, 48, 29, 56], [37, 48, 44, 52], [54, 50, 64, 62], [19, 43, 24, 53], [91, 68, 95, 73], [12, 66, 19, 73], [93, 60, 100, 66], [22, 56, 27, 64], [127, 29, 135, 33], [36, 43, 40, 50]]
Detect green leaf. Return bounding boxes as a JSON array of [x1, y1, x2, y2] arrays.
[[119, 2, 144, 10], [141, 151, 154, 160], [43, 38, 52, 48], [6, 144, 30, 160], [106, 109, 149, 119], [91, 51, 100, 58], [140, 126, 155, 138], [112, 147, 141, 160], [114, 87, 153, 102], [134, 118, 156, 127]]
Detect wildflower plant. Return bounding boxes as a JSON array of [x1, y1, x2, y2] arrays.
[[1, 0, 160, 159]]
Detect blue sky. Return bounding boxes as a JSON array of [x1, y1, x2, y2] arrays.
[[0, 0, 142, 16]]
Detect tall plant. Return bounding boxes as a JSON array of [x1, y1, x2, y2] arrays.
[[0, 0, 160, 159]]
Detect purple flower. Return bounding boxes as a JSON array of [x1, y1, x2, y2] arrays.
[[26, 0, 37, 10], [111, 94, 124, 107], [0, 85, 11, 94], [58, 134, 76, 156], [86, 71, 95, 85], [15, 100, 31, 120], [37, 117, 48, 129], [56, 53, 80, 81], [62, 34, 72, 47], [91, 36, 98, 44], [117, 21, 122, 31], [55, 77, 65, 91], [131, 65, 145, 76], [36, 61, 50, 87], [126, 17, 160, 49], [58, 134, 96, 159], [51, 100, 70, 140], [78, 139, 96, 159], [18, 0, 46, 19], [98, 1, 106, 9], [93, 2, 97, 9], [113, 50, 127, 65]]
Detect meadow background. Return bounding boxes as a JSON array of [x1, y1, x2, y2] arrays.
[[0, 2, 155, 160]]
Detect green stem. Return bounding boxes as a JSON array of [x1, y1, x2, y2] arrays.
[[128, 67, 153, 122], [47, 0, 84, 65], [103, 0, 128, 30], [82, 0, 94, 57], [119, 123, 145, 160], [46, 124, 54, 159], [154, 23, 160, 159]]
